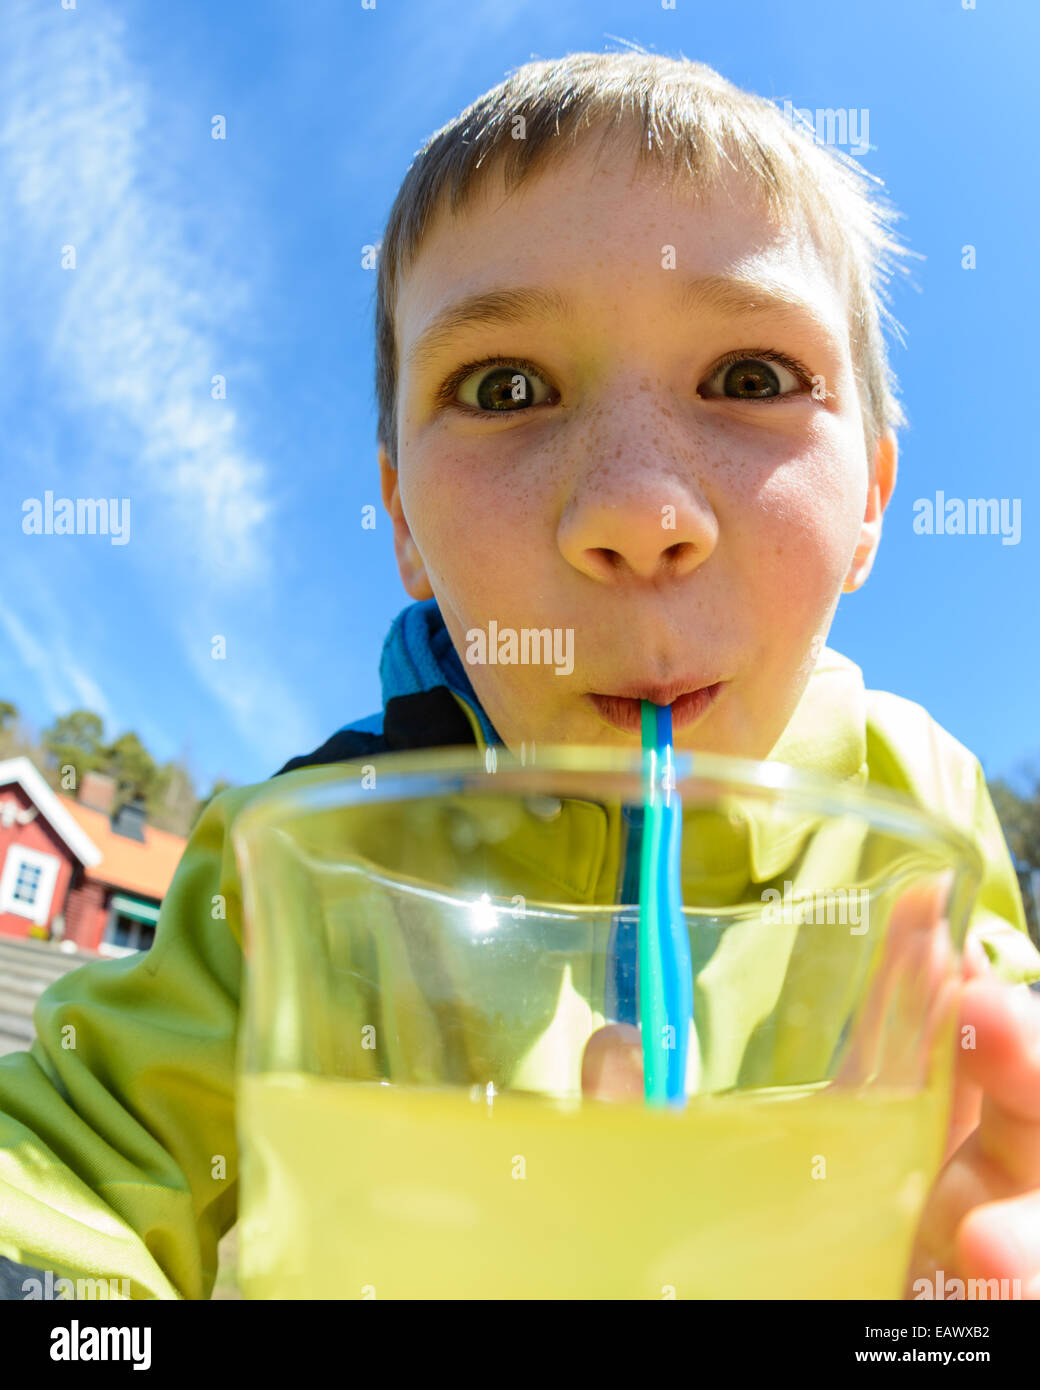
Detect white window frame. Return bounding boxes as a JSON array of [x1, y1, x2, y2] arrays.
[[99, 911, 148, 956], [0, 845, 61, 926], [99, 907, 156, 958]]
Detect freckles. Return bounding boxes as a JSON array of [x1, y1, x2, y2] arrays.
[[492, 458, 543, 516]]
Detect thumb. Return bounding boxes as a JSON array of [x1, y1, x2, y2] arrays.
[[581, 1023, 644, 1102]]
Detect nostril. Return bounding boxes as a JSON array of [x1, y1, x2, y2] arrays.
[[587, 547, 622, 571]]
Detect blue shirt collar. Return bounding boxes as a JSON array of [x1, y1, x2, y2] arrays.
[[377, 598, 502, 746]]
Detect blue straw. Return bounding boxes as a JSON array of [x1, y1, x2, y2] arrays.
[[638, 701, 693, 1107], [656, 703, 693, 1105]]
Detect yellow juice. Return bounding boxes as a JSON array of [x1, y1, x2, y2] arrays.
[[236, 1073, 947, 1300]]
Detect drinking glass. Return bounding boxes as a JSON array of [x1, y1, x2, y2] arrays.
[[231, 746, 981, 1300]]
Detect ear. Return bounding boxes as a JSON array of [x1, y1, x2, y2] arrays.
[[379, 443, 434, 600], [842, 432, 898, 594]]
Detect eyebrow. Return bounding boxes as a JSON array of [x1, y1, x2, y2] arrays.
[[404, 274, 839, 378]]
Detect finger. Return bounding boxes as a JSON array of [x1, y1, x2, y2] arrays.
[[942, 929, 1023, 1160], [903, 1127, 1021, 1294], [957, 979, 1040, 1122], [836, 874, 956, 1088], [581, 1023, 644, 1102], [944, 1053, 984, 1164], [944, 972, 1040, 1166], [954, 979, 1040, 1187], [956, 1187, 1040, 1298], [963, 930, 993, 982], [942, 933, 992, 1158]]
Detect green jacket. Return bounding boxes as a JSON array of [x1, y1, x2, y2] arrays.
[[1, 645, 1037, 1300]]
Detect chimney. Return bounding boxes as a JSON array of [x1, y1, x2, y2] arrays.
[[79, 770, 117, 815], [111, 796, 147, 843]]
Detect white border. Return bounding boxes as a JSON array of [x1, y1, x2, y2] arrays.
[[0, 844, 61, 925], [0, 757, 102, 867]]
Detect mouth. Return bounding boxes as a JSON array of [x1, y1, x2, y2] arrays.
[[587, 681, 726, 734]]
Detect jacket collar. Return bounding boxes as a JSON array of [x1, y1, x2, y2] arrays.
[[736, 647, 868, 880], [380, 598, 867, 777], [380, 598, 502, 747], [444, 640, 870, 888], [377, 598, 870, 886], [444, 640, 869, 780]]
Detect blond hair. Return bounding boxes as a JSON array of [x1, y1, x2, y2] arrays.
[[375, 51, 912, 467]]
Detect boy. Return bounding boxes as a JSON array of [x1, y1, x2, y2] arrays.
[[3, 52, 1040, 1301]]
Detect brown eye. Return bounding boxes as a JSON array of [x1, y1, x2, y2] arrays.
[[701, 356, 802, 400], [456, 364, 552, 412]]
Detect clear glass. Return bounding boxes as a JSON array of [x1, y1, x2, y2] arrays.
[[231, 745, 983, 1300]]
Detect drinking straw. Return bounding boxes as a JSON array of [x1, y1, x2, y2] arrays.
[[638, 700, 694, 1107], [657, 703, 694, 1104]]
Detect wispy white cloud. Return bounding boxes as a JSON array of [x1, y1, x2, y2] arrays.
[[173, 612, 315, 777], [0, 1, 271, 581], [0, 2, 326, 775], [0, 602, 116, 733], [63, 662, 115, 726]]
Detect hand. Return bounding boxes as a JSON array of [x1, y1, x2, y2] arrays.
[[579, 893, 1040, 1302], [581, 1022, 644, 1102], [902, 932, 1040, 1300], [843, 875, 1040, 1299]]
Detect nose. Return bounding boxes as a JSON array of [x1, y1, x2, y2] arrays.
[[557, 448, 719, 585]]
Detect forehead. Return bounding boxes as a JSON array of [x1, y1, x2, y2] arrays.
[[396, 134, 850, 358]]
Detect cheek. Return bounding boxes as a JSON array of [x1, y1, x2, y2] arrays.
[[751, 444, 865, 584], [401, 450, 541, 590]]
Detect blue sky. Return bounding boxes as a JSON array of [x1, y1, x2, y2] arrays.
[[2, 0, 1037, 795]]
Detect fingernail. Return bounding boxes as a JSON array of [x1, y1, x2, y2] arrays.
[[988, 1203, 1040, 1285]]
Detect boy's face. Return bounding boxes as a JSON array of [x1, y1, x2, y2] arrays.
[[381, 134, 896, 758]]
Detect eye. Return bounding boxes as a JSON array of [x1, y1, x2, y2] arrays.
[[445, 358, 556, 414], [699, 352, 810, 401]]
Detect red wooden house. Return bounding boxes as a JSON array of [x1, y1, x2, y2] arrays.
[[0, 758, 186, 957]]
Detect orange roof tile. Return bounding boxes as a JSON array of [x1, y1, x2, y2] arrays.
[[58, 796, 187, 901]]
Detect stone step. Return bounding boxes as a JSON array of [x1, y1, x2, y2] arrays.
[[0, 980, 47, 1015], [0, 941, 86, 980], [0, 960, 77, 986], [0, 1009, 35, 1045]]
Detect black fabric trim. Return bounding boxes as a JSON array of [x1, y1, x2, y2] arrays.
[[382, 687, 477, 751], [271, 726, 387, 778], [270, 686, 477, 778]]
